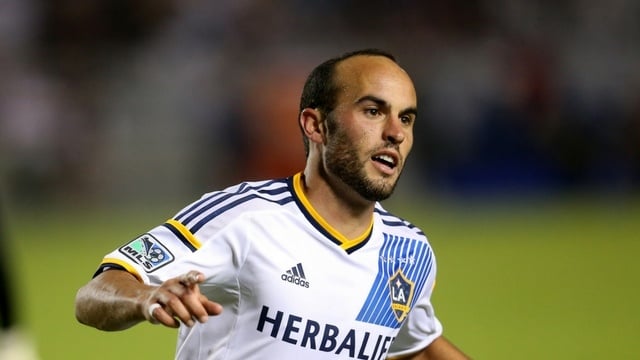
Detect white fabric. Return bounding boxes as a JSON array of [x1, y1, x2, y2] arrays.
[[98, 174, 442, 359]]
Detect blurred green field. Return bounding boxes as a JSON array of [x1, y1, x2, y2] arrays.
[[5, 195, 640, 359]]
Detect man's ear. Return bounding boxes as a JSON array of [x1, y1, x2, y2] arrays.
[[299, 108, 325, 145]]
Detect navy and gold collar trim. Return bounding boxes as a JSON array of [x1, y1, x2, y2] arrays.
[[289, 172, 373, 254]]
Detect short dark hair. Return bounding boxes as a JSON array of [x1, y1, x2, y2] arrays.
[[298, 49, 397, 156]]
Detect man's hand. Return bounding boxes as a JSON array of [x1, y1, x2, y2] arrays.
[[143, 271, 223, 328]]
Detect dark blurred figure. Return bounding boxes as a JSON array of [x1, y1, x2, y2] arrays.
[[0, 194, 39, 360], [623, 97, 640, 188]]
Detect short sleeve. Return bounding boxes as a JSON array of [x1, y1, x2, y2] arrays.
[[387, 251, 443, 357], [387, 299, 443, 357], [95, 223, 200, 284]]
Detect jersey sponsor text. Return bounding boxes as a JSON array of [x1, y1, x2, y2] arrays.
[[256, 305, 394, 359]]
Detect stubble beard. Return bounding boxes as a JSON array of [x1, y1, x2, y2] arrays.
[[324, 122, 400, 202]]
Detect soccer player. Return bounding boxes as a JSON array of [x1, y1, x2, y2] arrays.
[[75, 49, 470, 359]]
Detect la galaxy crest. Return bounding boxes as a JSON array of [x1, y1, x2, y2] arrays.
[[388, 269, 415, 322], [119, 233, 174, 272]]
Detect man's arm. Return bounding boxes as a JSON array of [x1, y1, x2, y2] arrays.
[[74, 269, 222, 331], [392, 336, 470, 360]]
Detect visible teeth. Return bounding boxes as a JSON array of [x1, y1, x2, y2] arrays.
[[374, 155, 395, 166]]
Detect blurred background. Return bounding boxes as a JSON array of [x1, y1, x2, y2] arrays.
[[0, 0, 638, 359]]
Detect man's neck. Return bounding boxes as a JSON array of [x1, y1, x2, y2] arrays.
[[300, 170, 375, 241]]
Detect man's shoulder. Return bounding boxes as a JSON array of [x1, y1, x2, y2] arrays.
[[212, 177, 293, 203], [201, 177, 295, 207], [374, 203, 427, 240], [172, 177, 295, 231]]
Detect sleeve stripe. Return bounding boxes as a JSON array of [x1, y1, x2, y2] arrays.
[[163, 219, 200, 251], [97, 258, 143, 281]]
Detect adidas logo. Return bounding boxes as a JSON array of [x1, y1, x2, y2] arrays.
[[280, 263, 310, 288]]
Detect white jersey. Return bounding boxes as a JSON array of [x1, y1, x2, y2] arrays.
[[96, 173, 443, 359]]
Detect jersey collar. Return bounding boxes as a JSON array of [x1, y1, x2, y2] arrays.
[[290, 172, 373, 254]]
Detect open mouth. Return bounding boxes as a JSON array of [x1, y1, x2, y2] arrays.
[[372, 154, 397, 169]]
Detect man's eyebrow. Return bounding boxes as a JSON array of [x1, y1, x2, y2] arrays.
[[400, 106, 418, 119], [356, 95, 417, 118], [356, 95, 386, 106]]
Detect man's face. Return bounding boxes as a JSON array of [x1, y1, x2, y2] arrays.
[[322, 55, 416, 201]]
